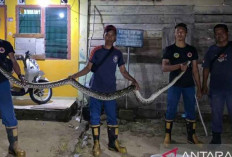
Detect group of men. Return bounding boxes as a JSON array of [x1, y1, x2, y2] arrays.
[[70, 23, 232, 156], [162, 23, 232, 147], [0, 23, 231, 157]]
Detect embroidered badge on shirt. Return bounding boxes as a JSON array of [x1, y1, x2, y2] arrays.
[[217, 53, 227, 62], [174, 53, 180, 58], [187, 52, 192, 58], [0, 47, 5, 53], [113, 55, 118, 63]]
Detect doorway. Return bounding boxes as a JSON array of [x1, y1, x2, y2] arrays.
[[0, 6, 6, 39]]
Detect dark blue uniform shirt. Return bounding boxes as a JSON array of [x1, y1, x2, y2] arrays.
[[89, 45, 125, 93], [0, 40, 15, 82], [202, 41, 232, 94]]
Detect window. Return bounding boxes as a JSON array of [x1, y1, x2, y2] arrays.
[[45, 7, 68, 59], [19, 8, 41, 33], [17, 6, 70, 59]]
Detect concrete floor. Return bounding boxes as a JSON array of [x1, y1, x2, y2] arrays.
[[0, 114, 231, 157], [12, 97, 77, 122], [0, 97, 231, 157], [12, 96, 76, 110], [77, 116, 232, 157]]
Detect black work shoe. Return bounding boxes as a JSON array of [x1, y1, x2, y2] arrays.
[[108, 140, 127, 154], [210, 132, 221, 144], [8, 147, 26, 157]]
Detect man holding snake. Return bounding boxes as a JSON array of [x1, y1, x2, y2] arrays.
[[0, 39, 26, 156], [162, 23, 202, 146], [69, 25, 139, 156]]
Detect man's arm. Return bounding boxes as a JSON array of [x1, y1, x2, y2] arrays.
[[8, 52, 22, 77], [162, 59, 187, 72], [8, 52, 26, 83], [192, 60, 202, 98], [119, 64, 140, 90], [202, 68, 210, 95], [70, 62, 93, 79]]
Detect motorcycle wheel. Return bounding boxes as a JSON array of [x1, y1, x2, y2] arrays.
[[29, 79, 53, 104]]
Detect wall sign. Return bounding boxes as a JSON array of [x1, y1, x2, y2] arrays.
[[116, 29, 144, 48]]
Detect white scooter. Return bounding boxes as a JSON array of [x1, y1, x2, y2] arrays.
[[11, 51, 52, 104]]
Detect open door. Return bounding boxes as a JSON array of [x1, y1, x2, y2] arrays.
[[0, 6, 6, 39]]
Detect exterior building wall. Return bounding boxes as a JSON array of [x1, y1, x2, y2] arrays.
[[4, 0, 79, 97], [88, 0, 232, 116]]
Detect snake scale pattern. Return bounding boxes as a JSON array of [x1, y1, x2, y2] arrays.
[[0, 61, 190, 104]]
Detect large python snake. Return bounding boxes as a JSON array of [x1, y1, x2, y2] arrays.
[[0, 61, 190, 104]]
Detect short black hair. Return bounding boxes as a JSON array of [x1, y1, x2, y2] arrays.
[[104, 25, 117, 34], [175, 23, 187, 32], [214, 24, 228, 33]]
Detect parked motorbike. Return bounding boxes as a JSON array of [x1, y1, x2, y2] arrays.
[[11, 51, 52, 104]]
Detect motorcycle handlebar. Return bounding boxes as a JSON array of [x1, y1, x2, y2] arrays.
[[25, 51, 30, 59], [15, 51, 30, 68]]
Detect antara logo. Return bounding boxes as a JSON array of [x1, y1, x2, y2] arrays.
[[182, 151, 232, 157], [162, 148, 178, 157], [160, 148, 232, 157]]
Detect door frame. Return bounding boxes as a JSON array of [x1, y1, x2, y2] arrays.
[[0, 5, 7, 40]]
